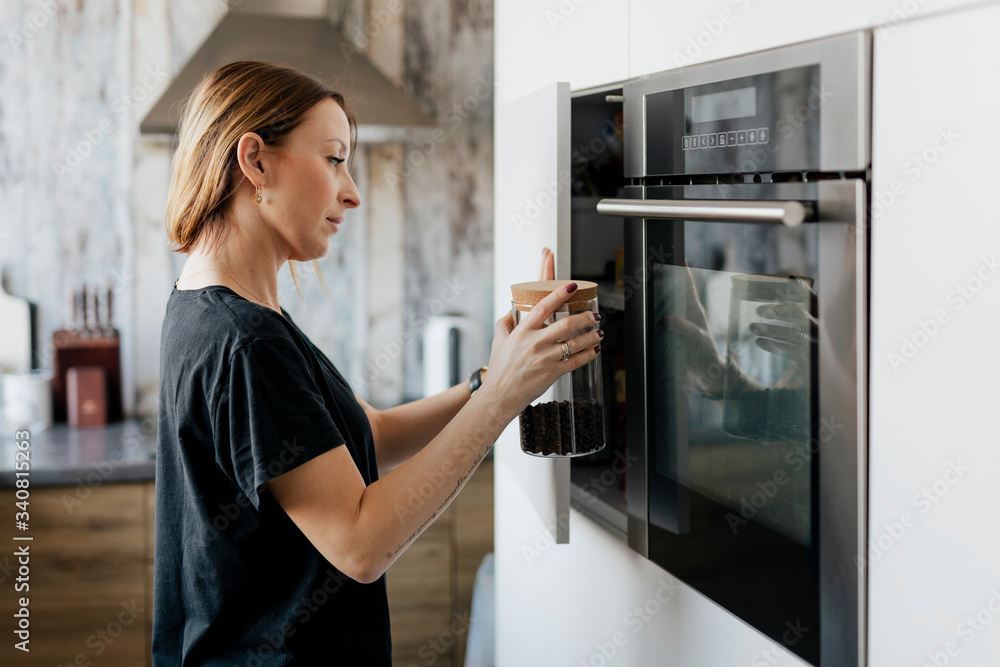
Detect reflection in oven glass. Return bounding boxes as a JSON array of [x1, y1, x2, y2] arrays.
[[652, 261, 816, 547]]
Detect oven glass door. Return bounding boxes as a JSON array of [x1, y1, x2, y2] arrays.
[[636, 181, 864, 666]]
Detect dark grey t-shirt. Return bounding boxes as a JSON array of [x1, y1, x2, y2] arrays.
[[153, 285, 390, 665]]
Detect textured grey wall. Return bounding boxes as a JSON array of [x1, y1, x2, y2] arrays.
[[0, 0, 494, 415], [399, 0, 495, 402]]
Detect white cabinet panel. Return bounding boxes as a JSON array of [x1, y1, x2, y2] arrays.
[[628, 0, 988, 78], [496, 0, 628, 105], [870, 4, 1000, 666], [494, 82, 572, 557]]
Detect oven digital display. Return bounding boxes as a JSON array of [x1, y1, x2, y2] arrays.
[[645, 65, 820, 174], [690, 86, 757, 123]]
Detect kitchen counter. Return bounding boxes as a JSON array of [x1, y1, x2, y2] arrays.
[[0, 418, 156, 487]]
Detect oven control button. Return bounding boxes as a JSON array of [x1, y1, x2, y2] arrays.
[[758, 127, 769, 143], [682, 135, 691, 150], [719, 132, 728, 147], [727, 131, 737, 146], [699, 134, 709, 148], [747, 129, 758, 143], [737, 130, 747, 145], [708, 133, 718, 147]]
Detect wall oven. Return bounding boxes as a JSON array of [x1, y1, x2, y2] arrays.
[[596, 33, 870, 666]]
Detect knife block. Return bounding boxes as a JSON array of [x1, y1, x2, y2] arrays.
[[52, 330, 122, 423]]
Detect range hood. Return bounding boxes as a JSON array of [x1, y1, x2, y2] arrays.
[[140, 12, 435, 143]]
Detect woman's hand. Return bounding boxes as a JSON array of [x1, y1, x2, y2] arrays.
[[747, 277, 816, 389], [479, 248, 601, 419]]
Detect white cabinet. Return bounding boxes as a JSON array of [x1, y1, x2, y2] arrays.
[[495, 0, 628, 105], [869, 3, 1000, 665], [628, 0, 868, 77], [628, 0, 989, 79], [494, 82, 573, 551]]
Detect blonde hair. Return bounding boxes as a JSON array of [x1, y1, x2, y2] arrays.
[[165, 61, 357, 295]]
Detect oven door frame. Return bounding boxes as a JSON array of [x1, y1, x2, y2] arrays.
[[616, 179, 867, 666]]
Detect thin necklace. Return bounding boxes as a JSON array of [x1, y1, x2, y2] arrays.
[[176, 267, 280, 313]]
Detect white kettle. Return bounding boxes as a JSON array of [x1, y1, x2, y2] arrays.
[[422, 315, 484, 397]]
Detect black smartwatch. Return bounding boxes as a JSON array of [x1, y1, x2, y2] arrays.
[[468, 366, 488, 395]]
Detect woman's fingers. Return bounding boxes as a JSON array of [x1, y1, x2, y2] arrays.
[[560, 328, 604, 358], [540, 247, 555, 281], [518, 281, 579, 330], [564, 338, 602, 371], [495, 310, 515, 336], [748, 321, 810, 344], [541, 309, 600, 343]]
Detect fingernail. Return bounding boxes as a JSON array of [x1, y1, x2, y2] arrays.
[[593, 312, 602, 322], [594, 345, 602, 354], [565, 282, 578, 293], [542, 247, 548, 258], [598, 329, 605, 338]]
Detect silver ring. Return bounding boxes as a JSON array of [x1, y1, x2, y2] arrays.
[[561, 342, 570, 362]]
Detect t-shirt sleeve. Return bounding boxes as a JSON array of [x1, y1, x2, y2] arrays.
[[222, 338, 345, 508]]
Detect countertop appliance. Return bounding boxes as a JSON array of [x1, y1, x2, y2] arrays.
[[422, 315, 484, 398], [597, 33, 870, 666], [0, 260, 32, 373]]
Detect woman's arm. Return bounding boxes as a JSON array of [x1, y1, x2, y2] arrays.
[[268, 284, 602, 584], [358, 381, 474, 473], [268, 381, 510, 584]]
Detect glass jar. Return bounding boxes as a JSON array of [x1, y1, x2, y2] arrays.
[[510, 280, 606, 457]]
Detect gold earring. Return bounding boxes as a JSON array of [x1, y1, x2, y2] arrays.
[[255, 185, 262, 204]]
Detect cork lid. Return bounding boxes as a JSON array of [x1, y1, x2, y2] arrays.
[[511, 280, 599, 312]]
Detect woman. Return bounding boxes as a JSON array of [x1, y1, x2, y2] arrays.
[[154, 61, 601, 664]]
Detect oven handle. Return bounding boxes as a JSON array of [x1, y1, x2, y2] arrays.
[[595, 198, 815, 227]]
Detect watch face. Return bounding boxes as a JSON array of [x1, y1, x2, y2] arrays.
[[469, 367, 486, 394]]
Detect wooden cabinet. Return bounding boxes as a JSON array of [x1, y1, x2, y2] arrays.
[[0, 481, 152, 667], [0, 461, 492, 667], [388, 458, 494, 667]]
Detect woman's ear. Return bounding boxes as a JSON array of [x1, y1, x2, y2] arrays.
[[235, 132, 268, 187]]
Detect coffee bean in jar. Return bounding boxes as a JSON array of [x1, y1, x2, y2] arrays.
[[510, 280, 606, 457]]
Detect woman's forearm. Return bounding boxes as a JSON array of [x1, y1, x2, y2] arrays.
[[374, 380, 473, 471], [357, 383, 515, 579]]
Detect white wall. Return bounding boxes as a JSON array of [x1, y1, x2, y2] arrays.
[[495, 1, 1000, 665]]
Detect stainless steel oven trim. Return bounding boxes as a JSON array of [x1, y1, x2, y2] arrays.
[[814, 179, 866, 667], [622, 31, 871, 178], [597, 197, 815, 226], [622, 184, 648, 557]]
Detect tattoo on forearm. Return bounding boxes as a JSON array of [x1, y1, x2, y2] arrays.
[[385, 444, 493, 562], [386, 510, 437, 560], [436, 448, 488, 513]]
